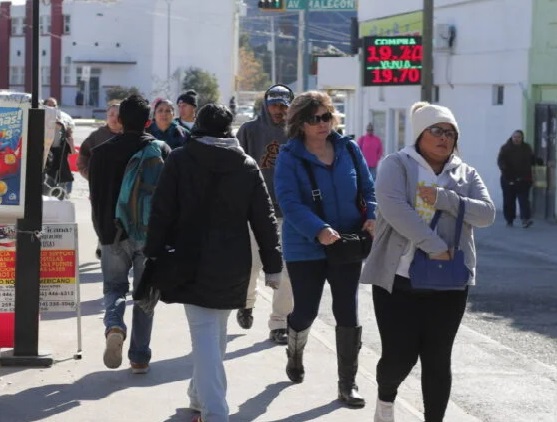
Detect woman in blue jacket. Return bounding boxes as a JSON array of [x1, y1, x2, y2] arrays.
[[274, 91, 376, 408]]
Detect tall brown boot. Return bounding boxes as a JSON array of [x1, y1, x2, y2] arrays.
[[336, 325, 366, 408], [286, 324, 310, 383]]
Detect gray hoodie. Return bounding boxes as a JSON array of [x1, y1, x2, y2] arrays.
[[359, 146, 496, 292], [236, 104, 287, 216]]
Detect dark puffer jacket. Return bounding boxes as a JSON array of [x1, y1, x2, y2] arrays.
[[144, 137, 282, 309]]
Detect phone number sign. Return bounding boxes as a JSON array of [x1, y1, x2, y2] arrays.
[[362, 36, 423, 86], [0, 223, 78, 312]]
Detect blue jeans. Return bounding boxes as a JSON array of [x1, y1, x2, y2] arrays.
[[368, 167, 377, 181], [185, 304, 231, 422], [101, 238, 153, 365]]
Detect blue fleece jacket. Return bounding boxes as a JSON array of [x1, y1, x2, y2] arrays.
[[274, 132, 376, 262]]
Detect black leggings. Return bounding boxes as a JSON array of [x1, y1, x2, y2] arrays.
[[373, 278, 468, 422], [286, 259, 361, 331]]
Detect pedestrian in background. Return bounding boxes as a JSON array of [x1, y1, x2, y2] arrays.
[[44, 114, 75, 199], [360, 102, 495, 422], [144, 104, 283, 422], [175, 89, 198, 134], [274, 90, 376, 408], [229, 95, 237, 117], [88, 94, 171, 374], [77, 102, 122, 259], [235, 84, 295, 345], [77, 103, 122, 180], [357, 122, 383, 180], [148, 98, 188, 149], [497, 129, 534, 228], [43, 97, 76, 197]]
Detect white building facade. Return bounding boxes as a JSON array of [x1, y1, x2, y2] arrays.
[[1, 0, 239, 115], [318, 0, 557, 217]]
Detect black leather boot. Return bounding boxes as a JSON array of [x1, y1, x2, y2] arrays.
[[336, 326, 366, 408], [286, 324, 310, 383]]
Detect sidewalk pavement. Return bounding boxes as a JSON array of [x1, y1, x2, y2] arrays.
[[1, 198, 556, 421], [0, 197, 422, 422]]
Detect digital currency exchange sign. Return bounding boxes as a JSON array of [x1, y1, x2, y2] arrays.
[[363, 36, 423, 86]]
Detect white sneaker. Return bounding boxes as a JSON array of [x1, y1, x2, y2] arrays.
[[374, 398, 395, 422]]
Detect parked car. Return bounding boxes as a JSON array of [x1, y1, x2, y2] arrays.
[[234, 105, 254, 124]]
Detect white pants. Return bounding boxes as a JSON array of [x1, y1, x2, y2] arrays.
[[245, 220, 293, 330]]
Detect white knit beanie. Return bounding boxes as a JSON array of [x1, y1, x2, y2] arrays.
[[410, 102, 459, 141]]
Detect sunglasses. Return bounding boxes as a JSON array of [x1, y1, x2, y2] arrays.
[[306, 112, 333, 125], [427, 126, 457, 140]]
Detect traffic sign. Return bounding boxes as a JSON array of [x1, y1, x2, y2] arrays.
[[285, 0, 357, 12]]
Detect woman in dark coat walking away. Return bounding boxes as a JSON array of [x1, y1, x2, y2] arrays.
[[143, 104, 283, 422]]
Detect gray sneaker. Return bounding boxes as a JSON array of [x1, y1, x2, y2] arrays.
[[103, 328, 124, 369]]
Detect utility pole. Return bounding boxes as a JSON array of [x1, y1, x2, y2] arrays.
[[166, 0, 172, 84], [421, 0, 434, 102], [296, 9, 305, 93], [270, 15, 276, 85]]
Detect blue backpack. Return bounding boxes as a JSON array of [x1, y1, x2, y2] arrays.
[[115, 140, 165, 242]]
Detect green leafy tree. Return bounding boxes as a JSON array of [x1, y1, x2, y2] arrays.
[[182, 67, 220, 106], [105, 86, 142, 103]]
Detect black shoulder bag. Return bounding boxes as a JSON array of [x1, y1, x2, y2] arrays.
[[301, 144, 372, 265]]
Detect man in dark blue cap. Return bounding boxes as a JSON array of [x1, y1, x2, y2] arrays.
[[235, 84, 295, 344]]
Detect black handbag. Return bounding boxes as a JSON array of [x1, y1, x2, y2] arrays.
[[324, 232, 372, 264], [301, 143, 372, 265], [408, 198, 470, 290], [133, 248, 187, 302]]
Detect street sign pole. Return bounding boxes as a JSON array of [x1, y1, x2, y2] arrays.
[[421, 0, 434, 102], [0, 0, 51, 368]]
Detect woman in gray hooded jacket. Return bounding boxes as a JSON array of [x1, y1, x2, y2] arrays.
[[360, 102, 495, 422]]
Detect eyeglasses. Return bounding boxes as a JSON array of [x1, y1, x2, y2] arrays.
[[427, 126, 457, 140], [306, 112, 333, 125]]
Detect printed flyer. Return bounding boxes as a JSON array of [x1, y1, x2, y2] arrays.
[[0, 91, 30, 222], [0, 223, 78, 313]]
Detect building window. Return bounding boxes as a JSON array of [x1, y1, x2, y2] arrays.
[[9, 67, 24, 85], [63, 15, 71, 35], [63, 66, 72, 85], [41, 66, 51, 85], [493, 85, 504, 105], [11, 17, 24, 36], [40, 15, 51, 35]]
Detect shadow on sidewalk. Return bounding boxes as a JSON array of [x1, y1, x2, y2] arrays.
[[78, 270, 102, 284], [225, 338, 278, 361], [267, 399, 344, 422], [1, 355, 192, 422], [229, 381, 290, 421]]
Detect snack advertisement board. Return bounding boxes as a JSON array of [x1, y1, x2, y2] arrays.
[[0, 91, 30, 222]]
